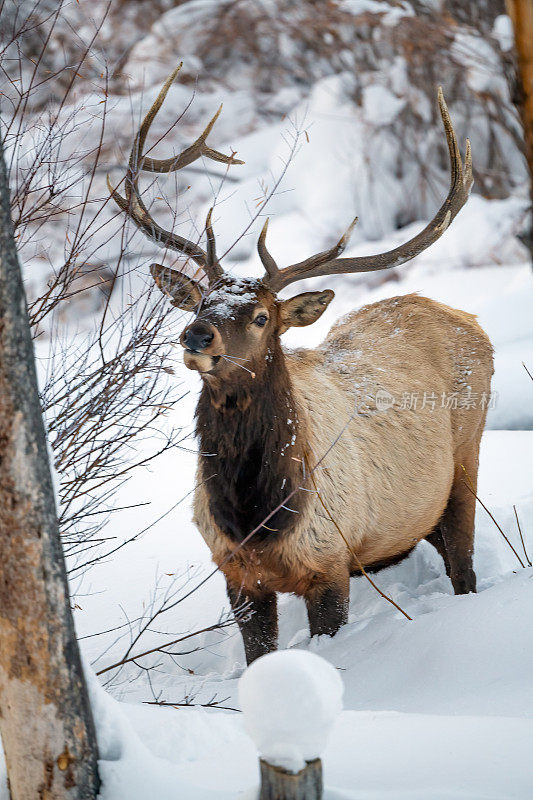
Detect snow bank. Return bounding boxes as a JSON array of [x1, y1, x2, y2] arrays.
[[4, 566, 530, 800], [313, 568, 533, 718], [84, 661, 255, 800], [324, 708, 533, 800], [239, 650, 343, 773], [87, 567, 533, 798]]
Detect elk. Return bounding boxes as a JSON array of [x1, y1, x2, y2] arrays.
[[110, 65, 493, 665]]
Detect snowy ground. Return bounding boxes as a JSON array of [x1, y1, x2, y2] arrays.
[[71, 421, 533, 800], [5, 259, 533, 799], [83, 253, 533, 797], [2, 3, 533, 790], [2, 247, 533, 799]]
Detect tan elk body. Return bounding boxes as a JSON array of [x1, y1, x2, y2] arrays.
[[111, 65, 494, 664], [194, 294, 492, 593]]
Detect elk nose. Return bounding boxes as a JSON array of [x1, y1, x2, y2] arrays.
[[183, 321, 215, 352]]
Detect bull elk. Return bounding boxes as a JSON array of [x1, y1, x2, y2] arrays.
[[110, 65, 493, 664]]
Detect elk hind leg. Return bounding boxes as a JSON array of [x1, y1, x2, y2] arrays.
[[428, 445, 479, 595]]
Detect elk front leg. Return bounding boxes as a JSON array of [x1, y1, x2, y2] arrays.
[[305, 574, 349, 638], [226, 583, 278, 665]]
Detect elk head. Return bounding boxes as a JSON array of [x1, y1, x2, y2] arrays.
[[109, 65, 473, 386]]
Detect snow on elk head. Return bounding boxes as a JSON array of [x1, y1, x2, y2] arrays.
[[154, 269, 334, 382]]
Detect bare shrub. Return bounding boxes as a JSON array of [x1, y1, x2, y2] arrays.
[[1, 1, 189, 575]]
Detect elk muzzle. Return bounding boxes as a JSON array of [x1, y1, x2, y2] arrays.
[[180, 320, 224, 373]]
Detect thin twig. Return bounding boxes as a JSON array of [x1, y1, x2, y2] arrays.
[[513, 505, 531, 567], [143, 699, 240, 712]]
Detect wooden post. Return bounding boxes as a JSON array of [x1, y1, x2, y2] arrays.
[[239, 651, 344, 800], [259, 757, 323, 800], [0, 137, 100, 797], [506, 0, 533, 256]]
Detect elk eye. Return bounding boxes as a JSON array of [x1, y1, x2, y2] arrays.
[[254, 314, 268, 327]]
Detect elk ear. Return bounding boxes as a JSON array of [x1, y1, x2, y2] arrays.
[[150, 264, 203, 311], [279, 289, 334, 332]]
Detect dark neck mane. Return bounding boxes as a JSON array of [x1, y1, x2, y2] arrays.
[[195, 342, 306, 544]]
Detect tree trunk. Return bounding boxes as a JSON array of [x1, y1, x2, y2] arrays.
[[259, 758, 323, 800], [506, 0, 533, 257], [0, 138, 99, 797]]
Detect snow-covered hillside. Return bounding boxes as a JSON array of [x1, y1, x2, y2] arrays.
[[1, 0, 533, 797]]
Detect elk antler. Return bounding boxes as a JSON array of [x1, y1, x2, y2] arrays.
[[258, 87, 473, 292], [107, 63, 244, 285]]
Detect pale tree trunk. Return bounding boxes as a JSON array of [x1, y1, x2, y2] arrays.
[[0, 138, 100, 797], [506, 0, 533, 257]]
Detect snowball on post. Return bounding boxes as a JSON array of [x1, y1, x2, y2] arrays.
[[239, 650, 344, 800]]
